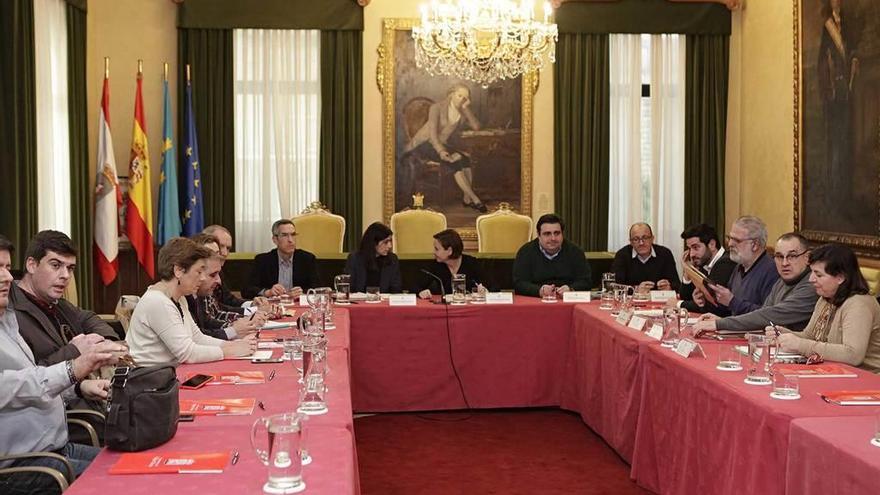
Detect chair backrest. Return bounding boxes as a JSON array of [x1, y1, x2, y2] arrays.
[[63, 273, 79, 306], [292, 202, 346, 254], [402, 97, 434, 140], [861, 266, 880, 296], [390, 209, 447, 255], [476, 203, 532, 253]]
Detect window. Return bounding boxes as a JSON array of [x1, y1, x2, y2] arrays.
[[233, 29, 321, 252]]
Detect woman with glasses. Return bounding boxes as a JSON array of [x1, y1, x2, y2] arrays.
[[771, 243, 880, 372], [345, 222, 402, 293]]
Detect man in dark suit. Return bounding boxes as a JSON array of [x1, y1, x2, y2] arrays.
[[676, 223, 737, 313], [243, 219, 319, 299]]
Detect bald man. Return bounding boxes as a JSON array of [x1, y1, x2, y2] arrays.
[[611, 223, 681, 292]]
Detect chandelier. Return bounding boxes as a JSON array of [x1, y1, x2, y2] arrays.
[[413, 1, 558, 87]]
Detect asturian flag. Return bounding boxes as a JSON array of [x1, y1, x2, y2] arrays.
[[94, 69, 121, 286], [181, 73, 204, 235], [125, 66, 156, 278], [157, 74, 181, 245]]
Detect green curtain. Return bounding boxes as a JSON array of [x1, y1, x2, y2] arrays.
[[557, 0, 730, 35], [179, 0, 363, 30], [177, 29, 235, 242], [0, 0, 37, 265], [67, 2, 92, 309], [685, 34, 729, 232], [319, 30, 363, 251], [554, 34, 610, 251]]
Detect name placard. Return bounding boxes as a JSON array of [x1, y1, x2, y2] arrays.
[[299, 295, 309, 307], [485, 292, 514, 304], [627, 315, 648, 332], [562, 291, 591, 303], [647, 324, 664, 341], [388, 294, 417, 306], [615, 309, 634, 326], [650, 290, 677, 303], [674, 338, 706, 358]]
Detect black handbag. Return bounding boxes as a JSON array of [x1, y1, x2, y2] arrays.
[[104, 365, 180, 452]]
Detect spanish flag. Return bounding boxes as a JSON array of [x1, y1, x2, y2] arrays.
[[125, 61, 155, 279]]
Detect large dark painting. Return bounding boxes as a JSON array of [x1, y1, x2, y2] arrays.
[[378, 18, 534, 240], [795, 0, 880, 255]]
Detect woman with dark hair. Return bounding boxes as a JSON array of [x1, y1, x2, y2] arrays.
[[345, 222, 402, 293], [772, 243, 880, 372], [418, 229, 483, 299], [127, 237, 257, 366]]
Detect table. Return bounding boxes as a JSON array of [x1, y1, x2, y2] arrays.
[[786, 415, 880, 495]]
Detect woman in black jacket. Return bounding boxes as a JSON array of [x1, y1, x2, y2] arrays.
[[418, 229, 483, 298], [344, 222, 402, 293]]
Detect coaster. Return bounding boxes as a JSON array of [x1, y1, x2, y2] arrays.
[[769, 391, 801, 400], [541, 299, 558, 304], [660, 342, 674, 349], [870, 438, 880, 448], [262, 481, 306, 494], [744, 376, 772, 386], [716, 364, 743, 372], [297, 405, 329, 416]]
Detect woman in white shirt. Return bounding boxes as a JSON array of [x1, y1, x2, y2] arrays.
[[127, 237, 256, 366]]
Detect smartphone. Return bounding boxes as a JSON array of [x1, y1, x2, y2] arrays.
[[178, 414, 195, 422], [180, 373, 214, 390]]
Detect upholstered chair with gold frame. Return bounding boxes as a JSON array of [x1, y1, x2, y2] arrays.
[[390, 202, 447, 255], [861, 266, 880, 296], [292, 201, 346, 254], [476, 202, 532, 253]]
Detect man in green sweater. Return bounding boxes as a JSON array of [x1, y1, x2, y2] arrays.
[[513, 214, 592, 297]]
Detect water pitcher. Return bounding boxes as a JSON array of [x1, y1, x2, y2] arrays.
[[251, 413, 307, 494]]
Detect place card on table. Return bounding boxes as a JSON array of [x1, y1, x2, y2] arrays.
[[627, 315, 648, 332], [485, 292, 514, 304], [388, 294, 417, 306], [299, 295, 309, 307], [562, 291, 591, 303], [615, 308, 634, 326], [674, 338, 706, 358], [646, 324, 664, 340], [650, 290, 677, 303]]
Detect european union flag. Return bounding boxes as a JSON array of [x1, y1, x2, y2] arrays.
[[157, 77, 181, 245], [181, 79, 204, 236]]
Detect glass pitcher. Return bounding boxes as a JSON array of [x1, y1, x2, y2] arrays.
[[745, 333, 774, 385], [661, 307, 688, 348], [333, 274, 351, 305], [611, 284, 634, 316], [251, 413, 307, 494]]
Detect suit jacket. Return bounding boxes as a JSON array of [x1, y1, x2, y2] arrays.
[[243, 248, 319, 299], [10, 283, 118, 366], [185, 295, 231, 341], [344, 252, 402, 293], [418, 255, 483, 295], [680, 250, 738, 314]]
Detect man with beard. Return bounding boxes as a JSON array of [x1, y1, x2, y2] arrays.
[[690, 216, 779, 317], [677, 223, 737, 313]]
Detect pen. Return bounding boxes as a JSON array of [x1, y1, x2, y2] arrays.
[[249, 311, 256, 321], [231, 450, 239, 465], [258, 401, 266, 410], [769, 320, 780, 336], [268, 369, 276, 381]]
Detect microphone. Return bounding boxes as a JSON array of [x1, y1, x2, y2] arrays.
[[420, 268, 447, 305]]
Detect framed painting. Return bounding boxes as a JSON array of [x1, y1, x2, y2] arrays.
[[377, 17, 535, 241], [794, 0, 880, 257]]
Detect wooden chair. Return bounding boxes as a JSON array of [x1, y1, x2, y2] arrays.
[[475, 202, 533, 253], [292, 202, 346, 254]]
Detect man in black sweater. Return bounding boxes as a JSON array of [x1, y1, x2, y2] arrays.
[[611, 223, 681, 292], [677, 223, 736, 312], [512, 214, 591, 297]]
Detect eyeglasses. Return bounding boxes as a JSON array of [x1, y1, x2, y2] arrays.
[[773, 251, 807, 263], [725, 235, 756, 245], [630, 235, 653, 244]]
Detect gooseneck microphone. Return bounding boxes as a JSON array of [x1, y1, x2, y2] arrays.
[[420, 268, 448, 305]]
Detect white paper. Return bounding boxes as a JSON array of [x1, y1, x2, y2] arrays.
[[650, 290, 677, 303], [627, 315, 648, 331], [562, 291, 591, 303], [647, 324, 664, 340], [299, 295, 309, 307], [260, 320, 295, 330], [388, 294, 417, 306], [228, 350, 273, 360], [485, 292, 514, 304]]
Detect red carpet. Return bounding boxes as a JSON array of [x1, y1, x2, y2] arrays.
[[355, 408, 651, 495]]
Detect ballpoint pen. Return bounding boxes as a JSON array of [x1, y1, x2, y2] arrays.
[[258, 401, 266, 410], [231, 450, 240, 465], [769, 320, 780, 336], [268, 369, 276, 381]]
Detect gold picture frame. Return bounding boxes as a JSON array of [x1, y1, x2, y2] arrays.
[[377, 17, 535, 241], [793, 0, 880, 257]]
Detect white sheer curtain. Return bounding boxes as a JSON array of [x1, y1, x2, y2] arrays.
[[34, 0, 71, 235], [608, 34, 642, 251], [234, 29, 321, 252], [650, 34, 686, 264]]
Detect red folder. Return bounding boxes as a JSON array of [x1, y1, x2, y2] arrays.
[[109, 451, 230, 474]]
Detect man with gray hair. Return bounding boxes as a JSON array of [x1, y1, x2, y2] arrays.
[[694, 232, 818, 334], [243, 219, 318, 299], [691, 215, 779, 317]]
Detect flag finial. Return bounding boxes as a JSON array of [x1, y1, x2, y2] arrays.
[[163, 62, 168, 82], [137, 59, 143, 76], [186, 64, 191, 84], [104, 57, 109, 78]]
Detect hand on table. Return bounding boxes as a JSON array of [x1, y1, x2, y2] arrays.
[[418, 289, 432, 300], [539, 285, 557, 298], [222, 335, 258, 358], [265, 285, 287, 297], [692, 318, 717, 337], [656, 279, 672, 291], [556, 285, 571, 294], [637, 281, 655, 293]]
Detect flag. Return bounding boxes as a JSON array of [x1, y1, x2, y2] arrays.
[[125, 69, 156, 279], [181, 77, 204, 235], [94, 73, 121, 286], [157, 76, 181, 245]]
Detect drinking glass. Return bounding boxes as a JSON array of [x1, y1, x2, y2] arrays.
[[745, 333, 773, 385], [633, 284, 650, 303], [771, 373, 800, 399], [451, 274, 467, 305], [661, 307, 680, 348], [716, 344, 742, 371], [365, 286, 381, 304], [333, 274, 351, 305], [470, 285, 486, 304], [601, 272, 615, 293], [251, 413, 307, 494], [599, 290, 614, 310], [541, 285, 557, 303]]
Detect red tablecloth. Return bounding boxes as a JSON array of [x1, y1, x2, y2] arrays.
[[560, 305, 657, 462], [786, 415, 880, 495], [630, 340, 880, 495], [348, 297, 575, 412]]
